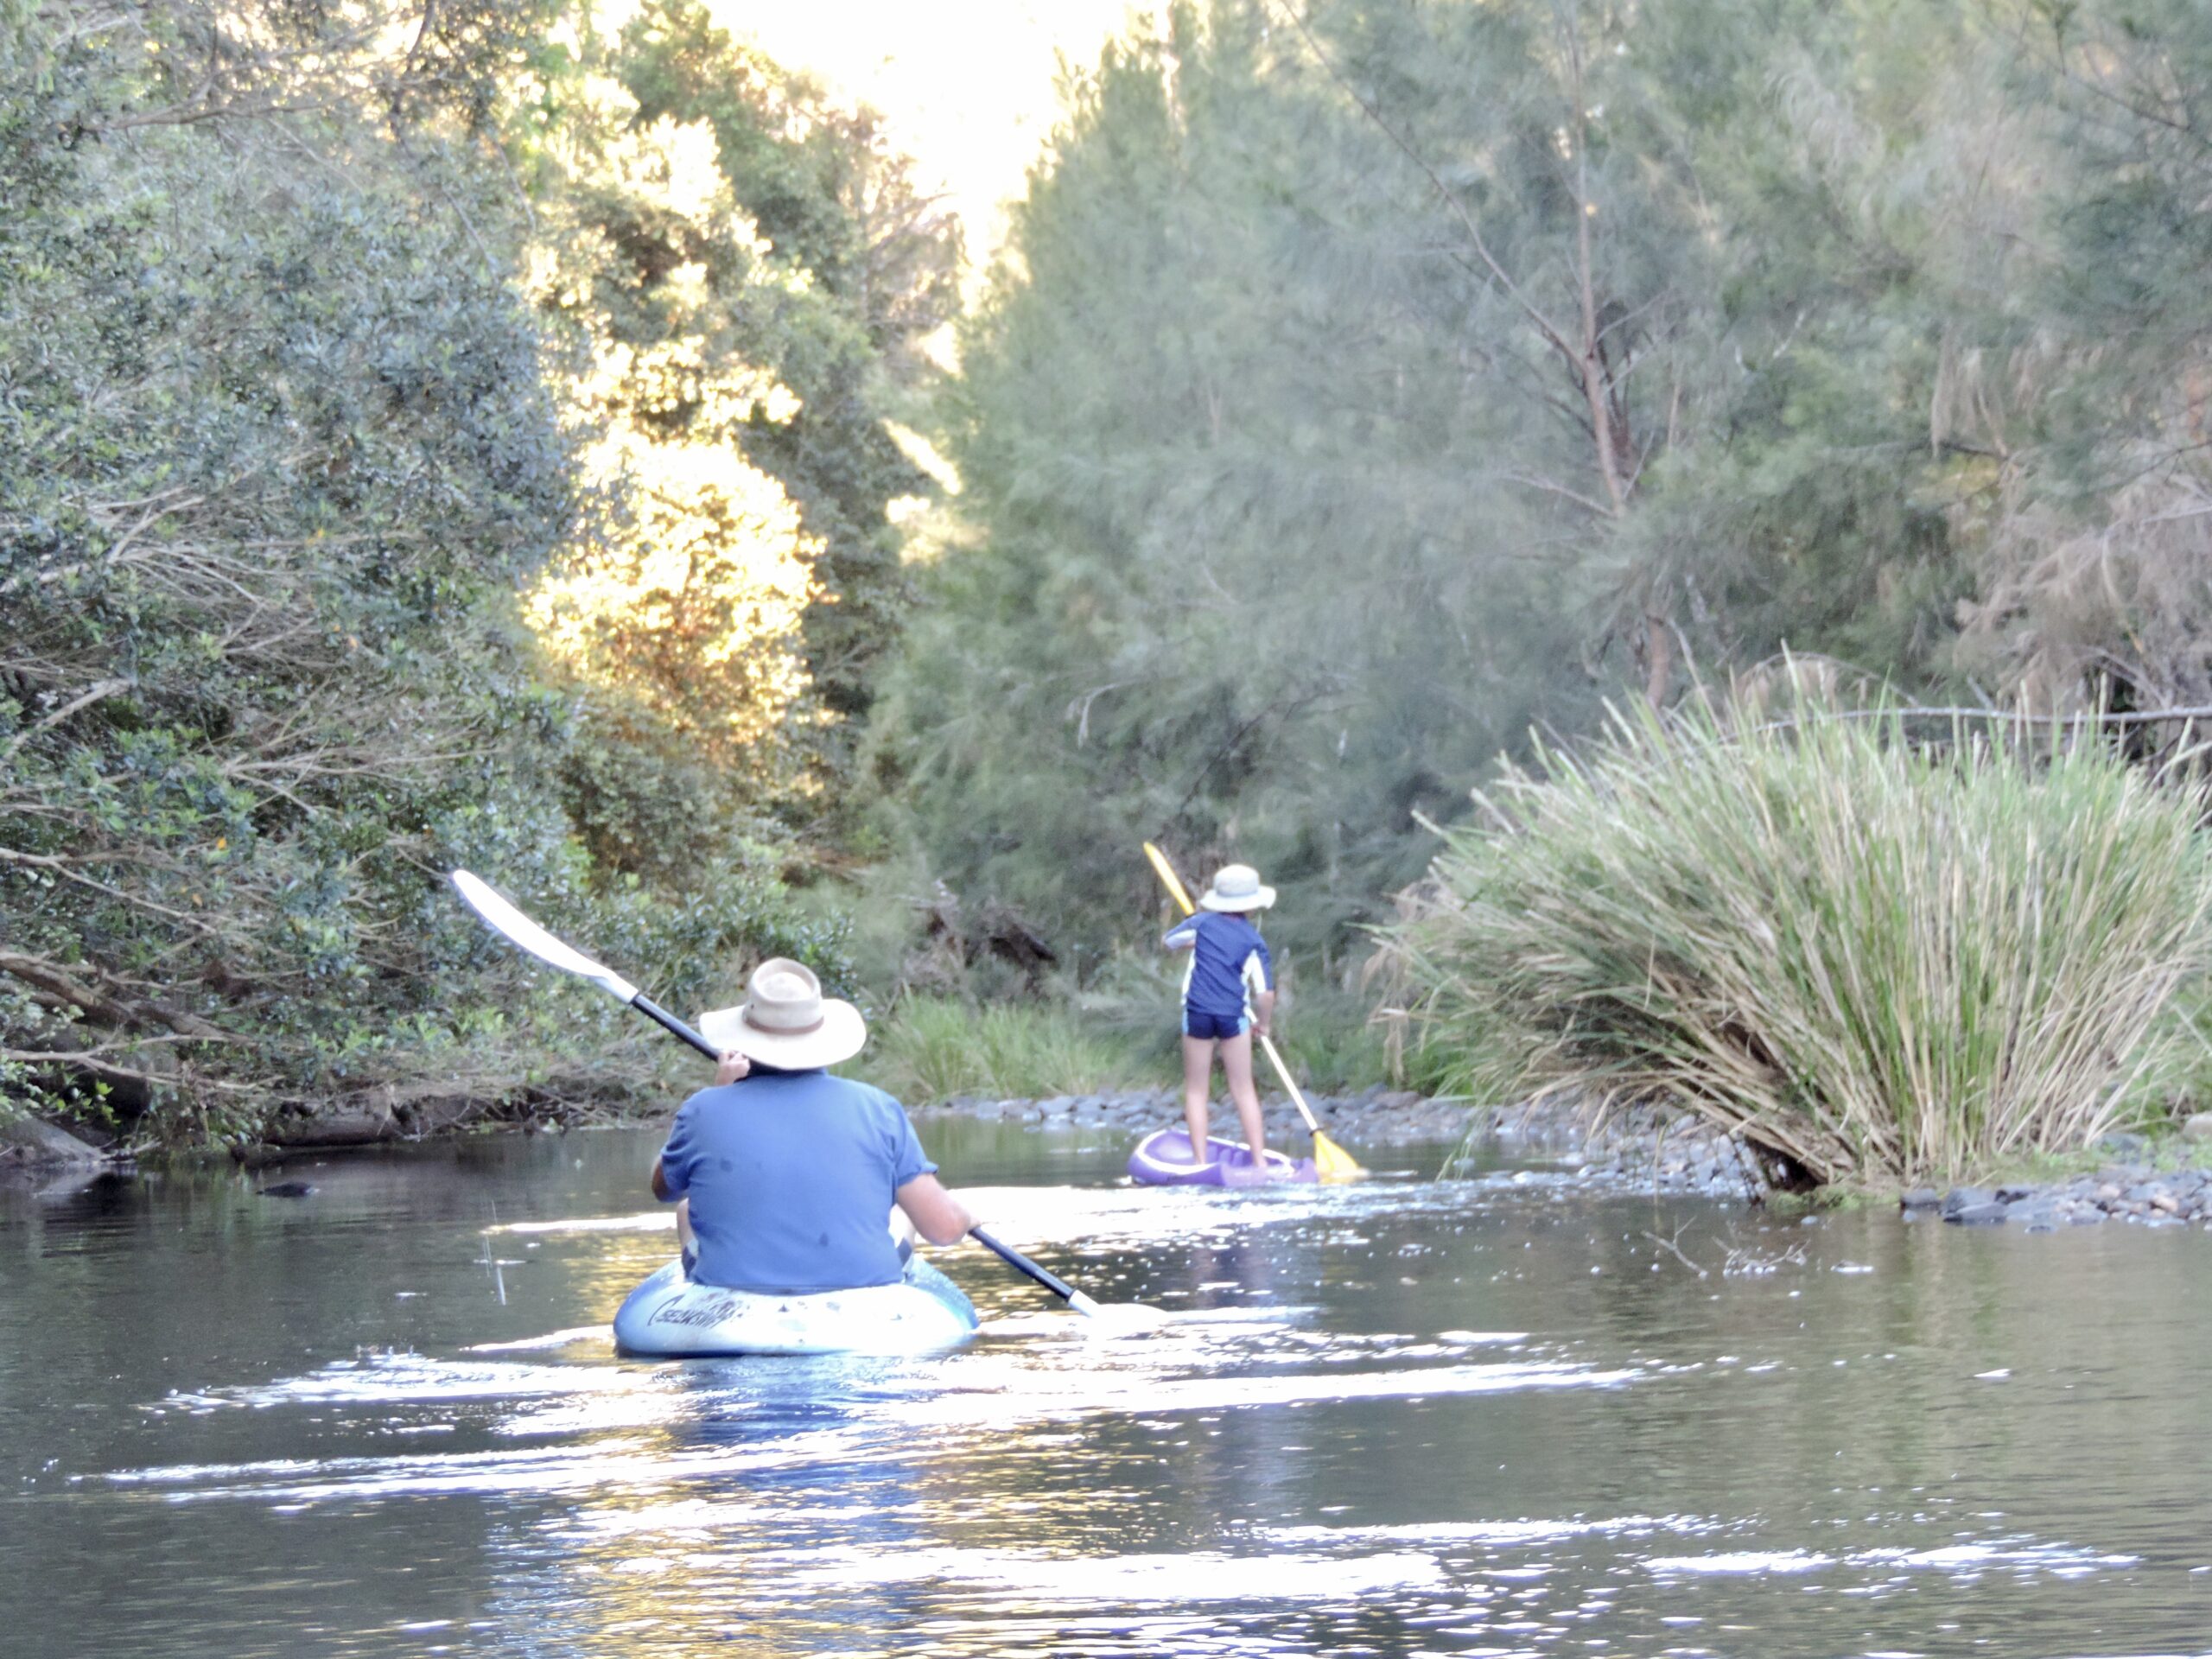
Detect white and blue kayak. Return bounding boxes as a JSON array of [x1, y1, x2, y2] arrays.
[[612, 1255, 980, 1358]]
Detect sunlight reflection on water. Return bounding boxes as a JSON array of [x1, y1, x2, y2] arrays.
[[9, 1125, 2212, 1656]]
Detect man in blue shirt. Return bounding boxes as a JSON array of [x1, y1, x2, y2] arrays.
[[650, 958, 976, 1291], [1162, 863, 1280, 1169]]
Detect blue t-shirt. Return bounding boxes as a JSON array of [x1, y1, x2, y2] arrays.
[[1163, 911, 1274, 1020], [655, 1068, 937, 1292]]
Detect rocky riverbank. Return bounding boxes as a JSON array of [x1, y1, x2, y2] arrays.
[[0, 1113, 111, 1195], [1495, 1099, 2212, 1228], [1476, 1097, 1774, 1200], [16, 1073, 2207, 1230], [1904, 1128, 2212, 1230], [912, 1086, 2212, 1228], [1487, 1098, 2212, 1226], [909, 1083, 1471, 1146], [910, 1084, 1769, 1195]]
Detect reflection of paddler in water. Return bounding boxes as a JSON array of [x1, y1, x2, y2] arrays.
[[1180, 1229, 1282, 1309], [1103, 1230, 1294, 1512], [1162, 864, 1284, 1170], [635, 973, 982, 1643], [650, 958, 978, 1295]]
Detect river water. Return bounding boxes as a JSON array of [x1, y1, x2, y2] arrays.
[[3, 1119, 2209, 1657]]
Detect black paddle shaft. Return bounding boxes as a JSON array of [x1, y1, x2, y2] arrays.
[[969, 1225, 1081, 1303], [632, 994, 718, 1060]]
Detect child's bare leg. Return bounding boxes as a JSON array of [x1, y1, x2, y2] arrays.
[[676, 1197, 697, 1265], [1222, 1030, 1268, 1158], [1180, 1034, 1216, 1160]]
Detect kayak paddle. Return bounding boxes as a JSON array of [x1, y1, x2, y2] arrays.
[[1141, 842, 1369, 1183], [448, 869, 1122, 1319]]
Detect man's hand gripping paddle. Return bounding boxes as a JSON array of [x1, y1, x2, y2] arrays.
[[450, 870, 1153, 1323]]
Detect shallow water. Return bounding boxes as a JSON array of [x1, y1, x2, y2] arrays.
[[4, 1120, 2210, 1658]]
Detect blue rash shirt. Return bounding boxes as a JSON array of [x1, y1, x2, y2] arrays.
[[1163, 910, 1274, 1020], [655, 1068, 937, 1292]]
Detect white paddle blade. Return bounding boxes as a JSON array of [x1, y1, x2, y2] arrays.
[[450, 870, 638, 1003], [1076, 1300, 1172, 1332]]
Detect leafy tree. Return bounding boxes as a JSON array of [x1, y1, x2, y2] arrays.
[[514, 62, 835, 808], [0, 2, 840, 1141], [1948, 0, 2212, 727], [876, 0, 1718, 961], [595, 1, 961, 771]]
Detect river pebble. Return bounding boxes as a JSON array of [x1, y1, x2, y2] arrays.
[[1918, 1162, 2212, 1229]]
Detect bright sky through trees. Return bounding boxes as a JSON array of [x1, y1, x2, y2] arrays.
[[707, 0, 1140, 263]]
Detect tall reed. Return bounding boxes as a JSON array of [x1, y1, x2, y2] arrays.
[[1380, 687, 2212, 1185]]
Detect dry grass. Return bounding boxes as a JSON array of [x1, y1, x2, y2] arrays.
[[1379, 677, 2212, 1185]]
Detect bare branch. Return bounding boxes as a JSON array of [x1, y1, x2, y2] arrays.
[[1, 678, 131, 763]]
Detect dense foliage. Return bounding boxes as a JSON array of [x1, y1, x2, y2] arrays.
[[617, 2, 960, 749], [0, 2, 918, 1144], [520, 3, 960, 836], [1377, 678, 2212, 1185], [874, 0, 2212, 968]]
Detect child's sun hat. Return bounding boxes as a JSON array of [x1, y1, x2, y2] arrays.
[[1198, 863, 1275, 912]]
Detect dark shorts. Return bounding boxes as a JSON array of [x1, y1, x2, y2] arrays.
[[1183, 1007, 1249, 1040]]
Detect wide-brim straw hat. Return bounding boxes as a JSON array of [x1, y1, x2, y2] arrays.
[[697, 957, 867, 1070], [1198, 862, 1275, 912]]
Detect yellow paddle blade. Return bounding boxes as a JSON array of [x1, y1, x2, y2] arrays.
[[1313, 1131, 1368, 1184], [1143, 841, 1197, 915]]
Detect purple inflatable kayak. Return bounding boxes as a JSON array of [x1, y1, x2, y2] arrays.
[[1127, 1128, 1318, 1187]]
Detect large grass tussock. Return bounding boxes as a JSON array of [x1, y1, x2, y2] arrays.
[[1382, 690, 2212, 1185]]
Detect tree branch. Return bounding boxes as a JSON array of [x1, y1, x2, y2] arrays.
[[1262, 0, 1582, 363], [1, 678, 131, 763]]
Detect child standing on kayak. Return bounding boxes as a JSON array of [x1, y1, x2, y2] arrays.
[[1162, 863, 1278, 1166]]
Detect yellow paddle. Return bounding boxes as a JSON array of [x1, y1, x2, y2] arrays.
[[1142, 842, 1368, 1183]]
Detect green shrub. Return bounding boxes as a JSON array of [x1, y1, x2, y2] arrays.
[[1379, 683, 2212, 1185], [0, 4, 881, 1146], [0, 10, 579, 1142], [857, 995, 1157, 1103], [1251, 989, 1392, 1096]]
